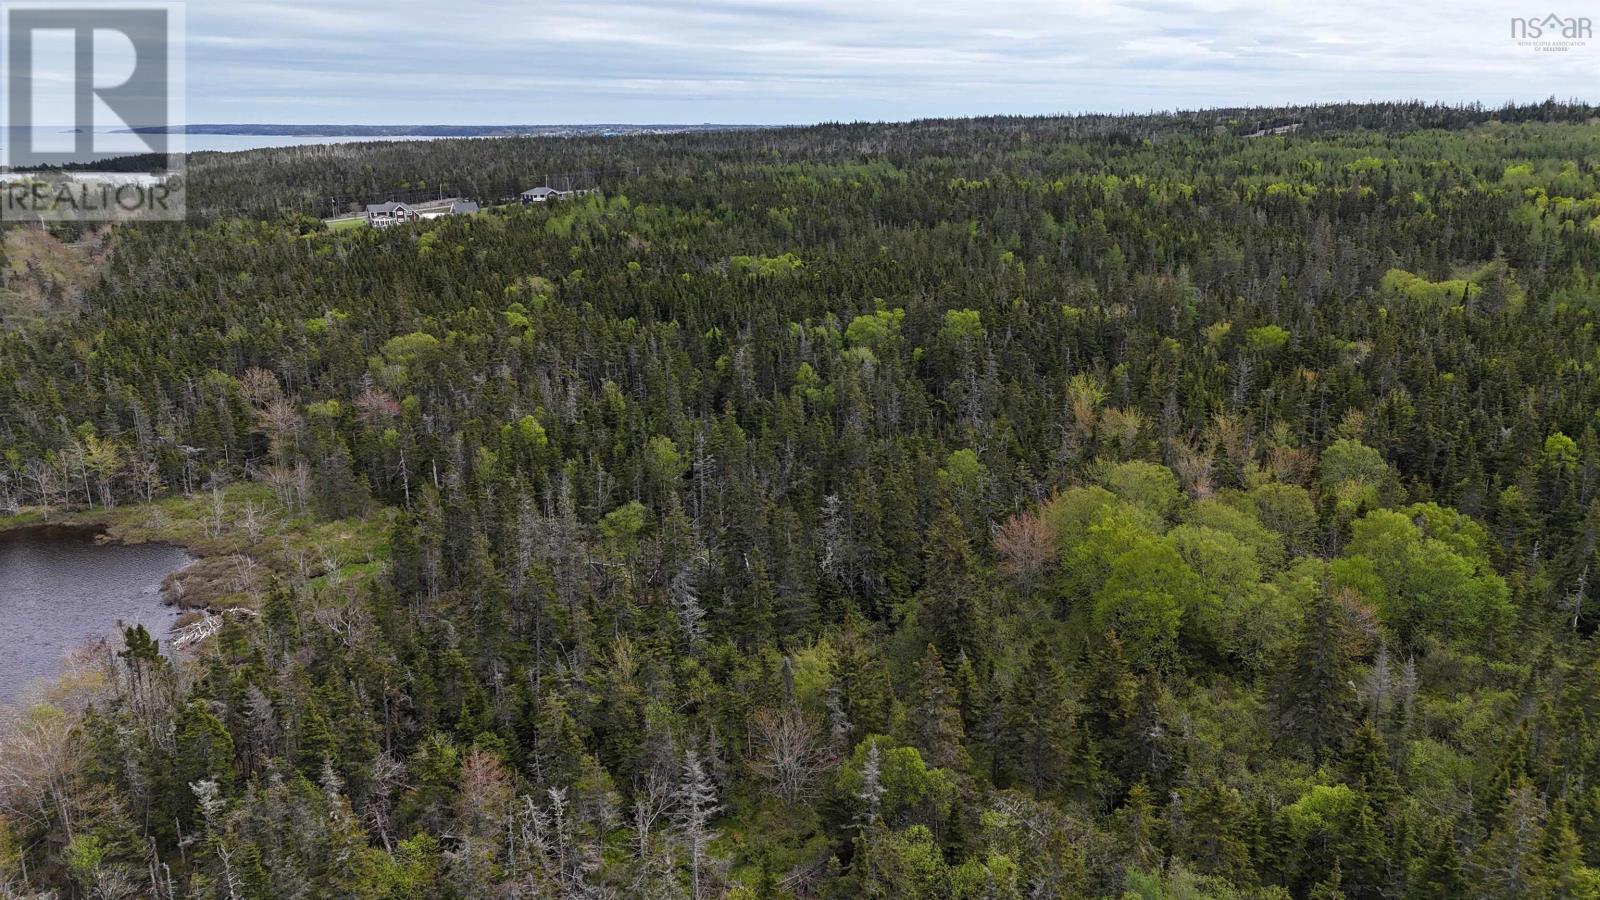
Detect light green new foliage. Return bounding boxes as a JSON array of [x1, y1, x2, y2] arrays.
[[646, 435, 686, 483], [1544, 431, 1581, 472], [844, 303, 906, 360], [1052, 477, 1309, 670], [1243, 482, 1317, 547], [939, 448, 986, 502], [1073, 507, 1203, 665], [1381, 268, 1480, 305], [1318, 438, 1395, 519], [1040, 485, 1122, 556], [1185, 498, 1286, 570], [1167, 523, 1259, 648], [1331, 503, 1511, 644], [508, 414, 547, 449], [599, 500, 648, 554], [729, 252, 804, 277], [941, 308, 985, 343], [1245, 324, 1291, 353], [1097, 460, 1182, 522], [63, 835, 110, 890], [1281, 783, 1361, 840], [1064, 503, 1158, 594], [836, 736, 956, 824], [372, 330, 442, 388]]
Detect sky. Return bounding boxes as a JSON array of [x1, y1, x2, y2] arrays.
[[172, 0, 1600, 124]]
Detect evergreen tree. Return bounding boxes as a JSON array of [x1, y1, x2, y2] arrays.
[[1342, 720, 1401, 819], [1177, 781, 1253, 884], [1408, 825, 1467, 899], [906, 644, 968, 771], [995, 642, 1074, 797], [170, 701, 236, 833], [1276, 589, 1358, 762], [915, 503, 989, 668]]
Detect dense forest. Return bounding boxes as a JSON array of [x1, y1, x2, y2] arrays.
[[3, 102, 1600, 897]]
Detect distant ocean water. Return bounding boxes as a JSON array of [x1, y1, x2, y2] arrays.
[[1, 127, 453, 165]]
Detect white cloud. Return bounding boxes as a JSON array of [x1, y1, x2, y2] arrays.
[[180, 0, 1600, 123]]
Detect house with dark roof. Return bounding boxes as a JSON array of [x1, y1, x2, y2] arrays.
[[366, 201, 418, 228], [365, 198, 481, 227]]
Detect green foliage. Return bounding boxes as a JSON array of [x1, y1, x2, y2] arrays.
[[1318, 439, 1396, 519], [1281, 783, 1360, 837], [513, 414, 546, 448], [940, 308, 984, 344], [5, 104, 1600, 898], [939, 448, 986, 505], [1245, 482, 1317, 547], [1246, 324, 1291, 353], [837, 736, 956, 825], [599, 499, 647, 552], [1381, 268, 1480, 305], [1097, 460, 1182, 521], [646, 434, 686, 484], [844, 303, 905, 359], [1185, 497, 1285, 569], [1065, 505, 1203, 666], [1332, 503, 1512, 644], [1039, 484, 1121, 553], [730, 252, 804, 277], [1544, 431, 1581, 471]]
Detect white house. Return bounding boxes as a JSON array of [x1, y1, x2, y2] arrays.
[[366, 201, 419, 228], [365, 198, 480, 227], [520, 186, 566, 203]]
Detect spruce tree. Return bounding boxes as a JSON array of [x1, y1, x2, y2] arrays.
[[907, 644, 968, 771], [916, 503, 988, 667], [996, 641, 1073, 797], [1276, 589, 1357, 762]]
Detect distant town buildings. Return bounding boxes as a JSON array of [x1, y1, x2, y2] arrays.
[[1245, 122, 1303, 138], [339, 186, 592, 231]]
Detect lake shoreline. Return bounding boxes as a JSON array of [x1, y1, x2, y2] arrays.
[[0, 516, 189, 550], [0, 522, 193, 703], [1, 486, 392, 613], [0, 510, 206, 610]]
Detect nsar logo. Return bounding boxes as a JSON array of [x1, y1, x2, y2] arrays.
[[1511, 13, 1592, 51]]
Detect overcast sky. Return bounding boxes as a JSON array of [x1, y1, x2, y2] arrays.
[[181, 0, 1600, 124]]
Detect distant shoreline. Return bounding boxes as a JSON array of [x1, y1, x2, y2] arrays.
[[120, 123, 768, 137]]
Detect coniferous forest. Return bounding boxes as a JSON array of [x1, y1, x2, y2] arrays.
[[6, 102, 1600, 897]]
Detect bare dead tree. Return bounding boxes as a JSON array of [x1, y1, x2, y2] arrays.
[[747, 707, 834, 808], [1565, 564, 1588, 632], [24, 457, 66, 515], [0, 705, 82, 843], [674, 751, 721, 900], [627, 761, 678, 897], [1167, 433, 1216, 499], [362, 751, 404, 853]]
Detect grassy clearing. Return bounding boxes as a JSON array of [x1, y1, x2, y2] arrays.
[[0, 507, 48, 529]]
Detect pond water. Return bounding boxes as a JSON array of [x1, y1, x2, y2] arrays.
[[0, 526, 191, 702]]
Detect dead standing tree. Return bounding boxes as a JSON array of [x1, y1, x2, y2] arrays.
[[747, 707, 834, 808]]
